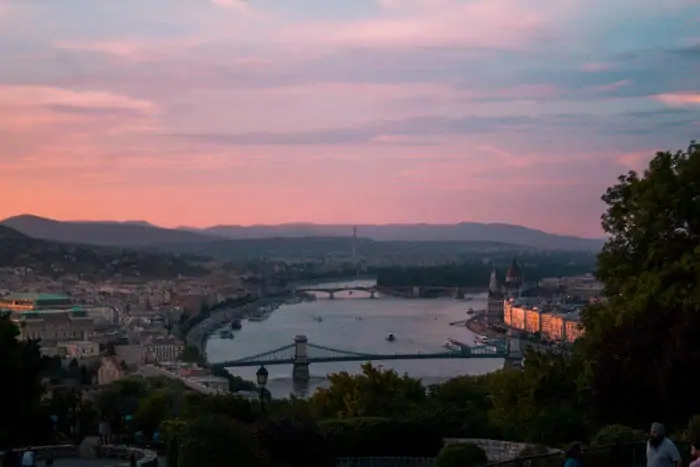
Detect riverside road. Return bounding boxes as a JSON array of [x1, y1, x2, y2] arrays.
[[185, 297, 283, 354]]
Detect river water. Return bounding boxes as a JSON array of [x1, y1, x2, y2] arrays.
[[205, 279, 504, 397]]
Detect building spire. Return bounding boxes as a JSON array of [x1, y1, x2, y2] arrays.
[[489, 265, 499, 293]]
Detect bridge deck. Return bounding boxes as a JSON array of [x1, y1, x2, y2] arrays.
[[214, 351, 506, 367]]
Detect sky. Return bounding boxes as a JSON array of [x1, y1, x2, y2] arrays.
[[0, 0, 699, 238]]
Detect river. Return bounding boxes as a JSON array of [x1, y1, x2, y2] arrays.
[[205, 279, 504, 397]]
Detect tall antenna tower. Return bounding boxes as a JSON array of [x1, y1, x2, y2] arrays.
[[352, 226, 357, 263]]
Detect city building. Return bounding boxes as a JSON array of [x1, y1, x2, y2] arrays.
[[59, 340, 101, 360], [14, 309, 94, 341], [486, 258, 524, 325], [486, 266, 505, 325], [504, 299, 584, 343], [146, 336, 184, 363], [97, 357, 125, 385], [2, 292, 95, 341], [504, 258, 523, 297], [0, 293, 73, 312]]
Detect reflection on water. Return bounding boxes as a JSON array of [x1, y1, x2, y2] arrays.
[[205, 279, 504, 397]]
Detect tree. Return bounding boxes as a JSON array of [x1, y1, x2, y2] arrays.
[[487, 348, 587, 444], [425, 376, 493, 437], [176, 415, 268, 467], [181, 345, 200, 364], [310, 363, 426, 418], [581, 141, 700, 428], [0, 314, 47, 448], [179, 393, 256, 424], [135, 390, 177, 437]]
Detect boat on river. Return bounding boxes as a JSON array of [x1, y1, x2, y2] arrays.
[[231, 319, 242, 330], [443, 338, 469, 351], [219, 329, 234, 339], [313, 316, 323, 322], [386, 333, 396, 342]]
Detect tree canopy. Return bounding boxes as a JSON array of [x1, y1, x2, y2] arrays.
[[582, 140, 700, 428], [0, 314, 47, 448]]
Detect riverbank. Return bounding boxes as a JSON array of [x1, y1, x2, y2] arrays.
[[186, 297, 286, 357], [465, 312, 508, 340]]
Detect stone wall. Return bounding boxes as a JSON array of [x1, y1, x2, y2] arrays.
[[97, 445, 159, 467], [0, 444, 157, 467], [443, 438, 560, 464]]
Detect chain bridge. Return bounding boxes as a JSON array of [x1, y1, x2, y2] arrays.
[[210, 335, 520, 383]]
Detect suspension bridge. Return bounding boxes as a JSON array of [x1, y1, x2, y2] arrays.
[[209, 335, 519, 383]]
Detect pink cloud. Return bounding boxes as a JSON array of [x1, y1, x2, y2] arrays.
[[616, 150, 657, 170], [210, 0, 250, 12], [284, 0, 557, 50], [0, 85, 155, 112], [652, 92, 700, 106]]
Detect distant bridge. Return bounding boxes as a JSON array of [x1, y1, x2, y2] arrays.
[[210, 335, 518, 383], [294, 285, 470, 299], [295, 285, 379, 298]]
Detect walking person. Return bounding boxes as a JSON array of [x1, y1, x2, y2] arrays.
[[564, 442, 583, 467], [690, 439, 700, 467], [20, 446, 35, 467], [647, 422, 682, 467]]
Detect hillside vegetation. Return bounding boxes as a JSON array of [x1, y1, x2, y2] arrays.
[[0, 225, 210, 279]]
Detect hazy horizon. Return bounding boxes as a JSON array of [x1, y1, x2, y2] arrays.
[[1, 0, 698, 238], [2, 213, 607, 239]]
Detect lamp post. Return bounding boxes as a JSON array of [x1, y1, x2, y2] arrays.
[[256, 365, 269, 414]]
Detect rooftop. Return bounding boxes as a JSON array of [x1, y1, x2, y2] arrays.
[[19, 306, 86, 315], [1, 293, 71, 301]]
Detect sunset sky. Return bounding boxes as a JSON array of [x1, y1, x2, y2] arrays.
[[1, 0, 699, 238]]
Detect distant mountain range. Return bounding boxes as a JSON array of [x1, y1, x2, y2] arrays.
[[2, 215, 216, 247], [1, 215, 604, 251]]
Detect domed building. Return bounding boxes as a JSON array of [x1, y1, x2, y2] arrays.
[[504, 257, 523, 296]]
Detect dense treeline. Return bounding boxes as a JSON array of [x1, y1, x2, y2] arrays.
[[376, 252, 597, 288], [0, 232, 210, 279]]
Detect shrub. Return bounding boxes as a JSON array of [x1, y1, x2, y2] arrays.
[[256, 418, 333, 467], [436, 442, 488, 467], [177, 415, 268, 467], [591, 424, 645, 446], [587, 425, 645, 467], [318, 417, 443, 458], [159, 419, 187, 467]]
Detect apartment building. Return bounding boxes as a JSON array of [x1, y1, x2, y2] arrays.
[[504, 299, 584, 343], [146, 336, 184, 363]]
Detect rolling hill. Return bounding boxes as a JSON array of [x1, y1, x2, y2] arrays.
[[0, 224, 210, 279], [200, 222, 604, 251], [2, 215, 222, 247], [2, 215, 604, 251]]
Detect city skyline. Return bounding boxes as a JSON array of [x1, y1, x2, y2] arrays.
[[1, 0, 699, 238]]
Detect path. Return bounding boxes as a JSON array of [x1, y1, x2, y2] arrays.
[[54, 460, 123, 466]]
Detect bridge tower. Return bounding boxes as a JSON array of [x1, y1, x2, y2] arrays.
[[412, 286, 421, 298], [292, 335, 311, 383], [503, 330, 524, 370]]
